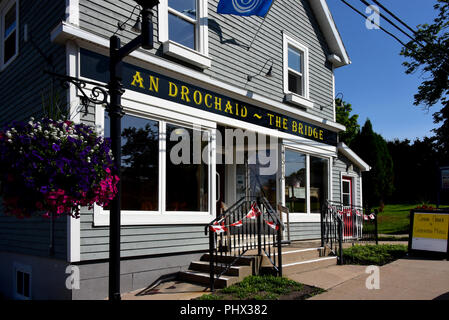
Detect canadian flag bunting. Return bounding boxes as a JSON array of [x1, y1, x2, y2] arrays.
[[337, 210, 343, 216], [369, 213, 376, 220], [230, 220, 243, 227], [363, 215, 369, 221], [245, 203, 261, 220], [356, 210, 362, 217], [210, 202, 281, 232], [264, 220, 279, 230], [210, 221, 228, 233]]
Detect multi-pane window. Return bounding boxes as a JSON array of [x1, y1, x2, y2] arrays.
[[1, 0, 18, 68], [287, 46, 304, 96], [168, 0, 197, 50], [283, 34, 309, 100], [158, 0, 210, 68], [104, 113, 211, 214]]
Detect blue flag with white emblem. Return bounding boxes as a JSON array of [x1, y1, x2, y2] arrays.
[[217, 0, 274, 17]]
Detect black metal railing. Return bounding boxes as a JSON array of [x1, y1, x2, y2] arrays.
[[326, 201, 378, 244], [321, 201, 344, 264], [205, 196, 283, 291]]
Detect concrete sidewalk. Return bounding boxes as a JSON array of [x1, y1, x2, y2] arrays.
[[121, 256, 449, 300], [303, 258, 449, 300]]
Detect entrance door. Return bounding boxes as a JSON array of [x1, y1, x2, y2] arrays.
[[217, 125, 279, 210], [342, 176, 353, 237]]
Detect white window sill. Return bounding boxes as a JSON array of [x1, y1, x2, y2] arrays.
[[162, 40, 211, 69], [285, 93, 315, 110], [288, 213, 321, 223], [93, 206, 214, 226]]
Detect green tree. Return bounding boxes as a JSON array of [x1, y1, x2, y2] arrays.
[[352, 120, 394, 208], [335, 98, 360, 146], [400, 0, 449, 162]]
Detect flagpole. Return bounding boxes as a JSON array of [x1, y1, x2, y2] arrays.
[[246, 0, 276, 51]]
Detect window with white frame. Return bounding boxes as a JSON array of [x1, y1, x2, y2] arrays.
[[99, 111, 213, 224], [1, 0, 19, 69], [14, 263, 31, 300], [283, 34, 313, 109], [284, 148, 329, 215], [158, 0, 211, 69]]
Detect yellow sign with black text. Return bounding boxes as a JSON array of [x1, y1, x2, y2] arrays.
[[413, 213, 449, 240]]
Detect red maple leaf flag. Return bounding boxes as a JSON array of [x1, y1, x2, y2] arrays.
[[230, 220, 243, 227], [265, 219, 279, 230]]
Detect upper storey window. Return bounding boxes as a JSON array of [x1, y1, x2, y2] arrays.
[[287, 46, 304, 96], [283, 33, 313, 109], [159, 0, 211, 69], [168, 0, 197, 50], [1, 0, 19, 70]]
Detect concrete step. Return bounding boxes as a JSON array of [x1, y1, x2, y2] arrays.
[[178, 270, 240, 289], [189, 261, 252, 278], [261, 247, 325, 266], [281, 256, 338, 275], [200, 254, 256, 266]]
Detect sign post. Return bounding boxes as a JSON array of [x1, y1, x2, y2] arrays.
[[408, 209, 449, 259]]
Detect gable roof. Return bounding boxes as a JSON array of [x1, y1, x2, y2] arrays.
[[308, 0, 351, 68], [338, 142, 371, 172]]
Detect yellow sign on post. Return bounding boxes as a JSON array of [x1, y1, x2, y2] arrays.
[[411, 211, 449, 253]]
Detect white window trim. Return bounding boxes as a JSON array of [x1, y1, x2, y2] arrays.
[[13, 262, 32, 300], [282, 144, 332, 223], [283, 33, 314, 109], [0, 0, 19, 71], [158, 0, 211, 69], [92, 86, 216, 226], [340, 171, 359, 207]]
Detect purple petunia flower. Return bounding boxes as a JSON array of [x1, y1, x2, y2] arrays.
[[52, 143, 60, 152]]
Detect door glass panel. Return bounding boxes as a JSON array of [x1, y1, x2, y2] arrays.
[[284, 150, 307, 213]]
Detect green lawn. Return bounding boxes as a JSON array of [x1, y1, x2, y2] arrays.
[[196, 275, 324, 300], [376, 204, 449, 235]]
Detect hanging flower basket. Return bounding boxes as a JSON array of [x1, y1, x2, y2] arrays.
[[0, 117, 119, 219]]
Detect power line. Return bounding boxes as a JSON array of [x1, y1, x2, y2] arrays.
[[339, 0, 449, 80], [371, 0, 419, 36], [339, 0, 409, 47], [359, 0, 423, 47]]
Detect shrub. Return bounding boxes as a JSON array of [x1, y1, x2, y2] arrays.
[[343, 244, 408, 266]]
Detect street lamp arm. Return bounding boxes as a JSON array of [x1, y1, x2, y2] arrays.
[[117, 35, 143, 61]]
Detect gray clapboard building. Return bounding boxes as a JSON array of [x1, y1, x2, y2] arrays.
[[0, 0, 370, 299]]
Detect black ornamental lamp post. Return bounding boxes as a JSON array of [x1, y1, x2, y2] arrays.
[[107, 0, 159, 301], [44, 0, 158, 301]]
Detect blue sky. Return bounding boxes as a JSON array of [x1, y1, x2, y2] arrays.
[[327, 0, 442, 142]]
